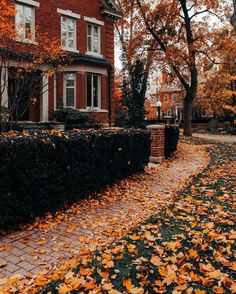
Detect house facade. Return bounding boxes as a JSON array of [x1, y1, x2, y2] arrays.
[[158, 85, 184, 121], [0, 0, 122, 124]]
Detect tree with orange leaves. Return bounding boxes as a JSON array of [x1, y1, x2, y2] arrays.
[[197, 26, 236, 118], [115, 0, 157, 127], [136, 0, 231, 136], [0, 0, 66, 131]]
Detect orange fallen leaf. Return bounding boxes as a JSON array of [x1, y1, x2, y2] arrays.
[[212, 286, 224, 294]]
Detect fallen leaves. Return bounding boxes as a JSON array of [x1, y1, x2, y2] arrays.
[[2, 142, 235, 294]]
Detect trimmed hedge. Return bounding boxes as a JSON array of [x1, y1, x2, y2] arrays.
[[165, 126, 179, 158], [0, 129, 150, 229]]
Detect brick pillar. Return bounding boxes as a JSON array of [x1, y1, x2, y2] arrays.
[[147, 125, 165, 163]]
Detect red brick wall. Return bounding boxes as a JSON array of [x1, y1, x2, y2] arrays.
[[8, 0, 116, 123], [147, 125, 165, 162]]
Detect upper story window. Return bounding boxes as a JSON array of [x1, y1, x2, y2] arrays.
[[172, 94, 177, 102], [87, 23, 100, 54], [61, 17, 76, 50], [15, 3, 35, 40], [164, 94, 168, 102]]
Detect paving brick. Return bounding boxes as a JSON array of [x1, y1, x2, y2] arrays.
[[14, 241, 28, 250], [10, 248, 23, 257], [17, 261, 36, 272], [4, 262, 20, 273], [4, 255, 21, 265]]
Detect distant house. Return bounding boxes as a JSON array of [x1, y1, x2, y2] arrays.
[[158, 84, 184, 121], [0, 0, 122, 124]]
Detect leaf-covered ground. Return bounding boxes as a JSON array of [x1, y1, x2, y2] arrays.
[[35, 142, 236, 294]]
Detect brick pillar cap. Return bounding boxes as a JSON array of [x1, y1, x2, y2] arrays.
[[147, 124, 165, 129]]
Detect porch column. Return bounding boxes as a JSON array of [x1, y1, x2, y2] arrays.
[[40, 73, 49, 121], [1, 67, 8, 107]]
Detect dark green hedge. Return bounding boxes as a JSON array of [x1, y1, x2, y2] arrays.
[[165, 126, 179, 158], [0, 129, 150, 230]]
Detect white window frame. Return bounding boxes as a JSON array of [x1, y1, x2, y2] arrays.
[[86, 23, 102, 57], [15, 2, 36, 42], [86, 73, 101, 109], [60, 16, 77, 52], [172, 94, 177, 102], [63, 73, 76, 108]]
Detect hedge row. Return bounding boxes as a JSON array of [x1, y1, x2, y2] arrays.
[[165, 126, 179, 158], [0, 129, 150, 229]]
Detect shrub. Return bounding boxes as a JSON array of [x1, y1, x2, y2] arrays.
[[52, 108, 91, 124], [165, 126, 179, 158], [0, 129, 150, 229]]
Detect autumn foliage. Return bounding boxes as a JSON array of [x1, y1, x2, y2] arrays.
[[0, 0, 67, 130]]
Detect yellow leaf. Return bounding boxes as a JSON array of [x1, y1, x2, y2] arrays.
[[102, 283, 114, 291], [57, 283, 71, 294], [83, 280, 96, 290], [0, 278, 7, 286], [194, 290, 206, 294], [130, 287, 144, 294], [69, 277, 82, 290], [175, 284, 188, 291], [150, 256, 162, 267], [189, 249, 198, 259], [129, 235, 141, 241], [231, 262, 236, 271], [212, 286, 224, 294], [123, 279, 133, 291], [108, 290, 122, 294]]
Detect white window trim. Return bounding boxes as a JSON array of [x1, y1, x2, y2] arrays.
[[84, 16, 104, 26], [57, 8, 81, 19], [60, 16, 78, 53], [79, 109, 108, 113], [15, 2, 36, 42], [86, 74, 101, 110], [86, 51, 104, 58], [86, 23, 102, 57], [63, 73, 76, 109], [16, 0, 40, 7]]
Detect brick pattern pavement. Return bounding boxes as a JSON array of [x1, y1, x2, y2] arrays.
[[0, 143, 209, 279]]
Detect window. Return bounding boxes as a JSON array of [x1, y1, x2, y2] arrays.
[[172, 94, 177, 102], [87, 24, 100, 54], [61, 17, 76, 50], [164, 94, 168, 102], [87, 74, 101, 108], [64, 73, 76, 108], [15, 3, 35, 40]]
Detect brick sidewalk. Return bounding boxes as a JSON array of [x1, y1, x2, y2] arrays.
[[0, 143, 209, 279]]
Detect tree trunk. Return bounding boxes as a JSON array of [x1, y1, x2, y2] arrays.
[[231, 0, 236, 32], [183, 94, 193, 136]]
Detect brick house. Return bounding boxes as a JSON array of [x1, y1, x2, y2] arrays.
[[146, 85, 184, 122], [1, 0, 122, 124], [158, 84, 184, 121]]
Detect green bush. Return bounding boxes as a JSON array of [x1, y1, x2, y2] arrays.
[[165, 126, 179, 158], [0, 129, 150, 229], [52, 108, 91, 124]]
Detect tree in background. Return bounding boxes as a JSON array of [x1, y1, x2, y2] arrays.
[[197, 26, 236, 118], [115, 0, 155, 128], [0, 0, 66, 131], [231, 0, 236, 31], [136, 0, 230, 136], [122, 59, 148, 128]]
